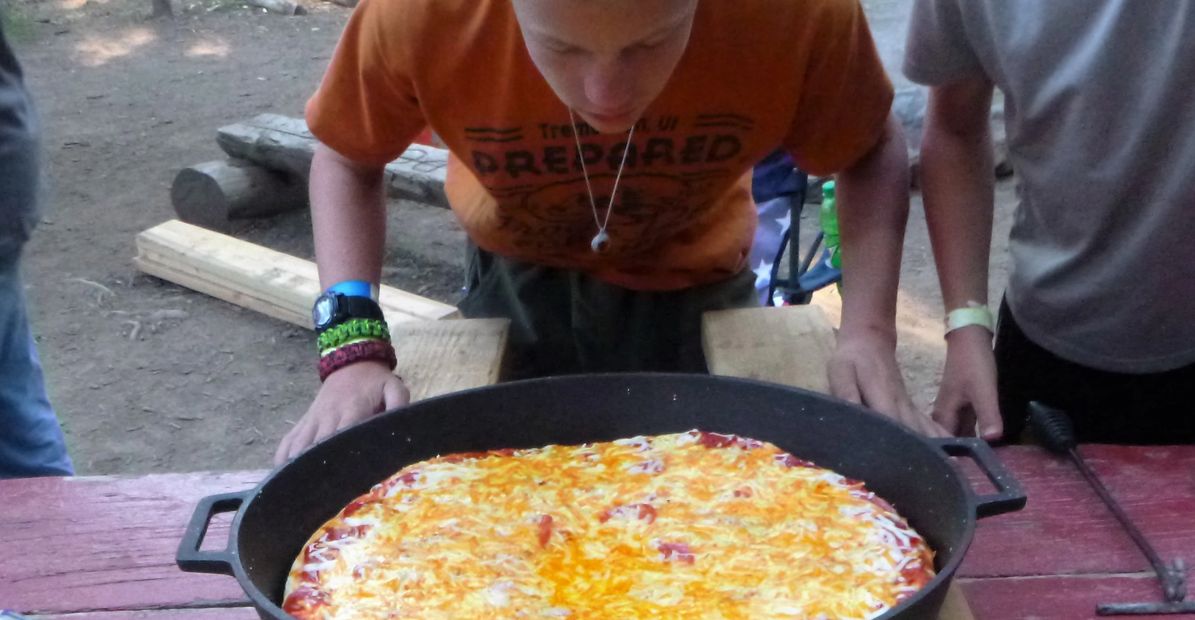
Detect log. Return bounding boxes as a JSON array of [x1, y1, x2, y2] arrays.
[[216, 114, 449, 208], [171, 159, 306, 232], [247, 0, 306, 15]]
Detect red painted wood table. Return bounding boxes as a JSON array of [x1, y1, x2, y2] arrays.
[[2, 445, 1194, 620]]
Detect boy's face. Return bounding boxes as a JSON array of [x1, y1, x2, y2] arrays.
[[513, 0, 698, 134]]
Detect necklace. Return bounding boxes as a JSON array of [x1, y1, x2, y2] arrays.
[[569, 109, 635, 253]]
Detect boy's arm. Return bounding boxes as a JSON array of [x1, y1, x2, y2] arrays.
[[274, 145, 410, 465], [919, 76, 1001, 439], [828, 113, 948, 437]]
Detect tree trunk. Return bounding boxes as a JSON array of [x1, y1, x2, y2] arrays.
[[171, 159, 306, 232], [216, 114, 449, 208], [247, 0, 307, 15]]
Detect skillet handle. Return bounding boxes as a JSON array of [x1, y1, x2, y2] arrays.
[[931, 437, 1027, 518], [176, 490, 250, 575]]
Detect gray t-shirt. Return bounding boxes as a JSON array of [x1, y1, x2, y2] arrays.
[[904, 0, 1195, 373], [0, 22, 41, 257]]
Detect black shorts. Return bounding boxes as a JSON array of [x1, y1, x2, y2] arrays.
[[995, 299, 1195, 444], [458, 246, 759, 380]]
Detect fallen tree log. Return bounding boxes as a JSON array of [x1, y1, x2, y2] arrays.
[[247, 0, 306, 15], [216, 114, 448, 207], [171, 159, 306, 232]]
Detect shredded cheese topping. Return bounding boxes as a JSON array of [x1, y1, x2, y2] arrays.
[[284, 431, 935, 619]]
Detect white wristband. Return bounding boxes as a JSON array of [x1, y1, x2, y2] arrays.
[[945, 302, 994, 336]]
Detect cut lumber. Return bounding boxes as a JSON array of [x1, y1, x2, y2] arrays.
[[216, 114, 449, 208], [702, 305, 836, 394], [171, 159, 306, 232], [133, 220, 458, 331], [395, 318, 508, 402]]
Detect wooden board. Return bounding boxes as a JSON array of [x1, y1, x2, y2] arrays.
[[701, 305, 974, 620], [394, 318, 509, 402], [958, 574, 1195, 620], [960, 445, 1195, 578], [33, 610, 259, 619], [134, 219, 460, 332], [702, 305, 837, 393], [0, 472, 263, 614], [133, 221, 508, 402]]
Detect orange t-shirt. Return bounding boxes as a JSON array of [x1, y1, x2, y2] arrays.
[[307, 0, 893, 291]]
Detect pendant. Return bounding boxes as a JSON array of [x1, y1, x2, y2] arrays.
[[590, 229, 611, 253]]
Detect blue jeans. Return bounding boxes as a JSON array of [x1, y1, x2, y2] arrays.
[[0, 249, 73, 478]]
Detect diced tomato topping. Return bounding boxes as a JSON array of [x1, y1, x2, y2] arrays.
[[321, 524, 372, 543], [901, 562, 933, 589], [599, 503, 658, 524], [697, 432, 737, 448], [537, 514, 554, 548], [658, 541, 696, 564], [304, 544, 339, 564], [775, 453, 816, 468], [734, 487, 754, 498], [282, 586, 328, 613], [696, 431, 763, 450], [342, 498, 373, 517]]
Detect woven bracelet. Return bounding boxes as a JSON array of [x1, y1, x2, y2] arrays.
[[318, 339, 398, 382], [318, 318, 390, 353]]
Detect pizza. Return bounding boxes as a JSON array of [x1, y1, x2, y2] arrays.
[[283, 430, 935, 619]]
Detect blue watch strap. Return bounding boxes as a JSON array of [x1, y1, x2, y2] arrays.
[[328, 280, 378, 301]]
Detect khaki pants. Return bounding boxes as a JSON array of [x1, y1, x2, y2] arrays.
[[459, 246, 759, 380]]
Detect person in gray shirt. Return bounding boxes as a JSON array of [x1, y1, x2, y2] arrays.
[[905, 0, 1195, 443], [0, 21, 73, 477]]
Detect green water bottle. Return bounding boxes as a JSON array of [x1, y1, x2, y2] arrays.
[[819, 180, 841, 270]]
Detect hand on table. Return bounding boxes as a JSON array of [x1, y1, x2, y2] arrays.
[[274, 360, 410, 465], [932, 326, 1002, 440], [828, 328, 949, 438]]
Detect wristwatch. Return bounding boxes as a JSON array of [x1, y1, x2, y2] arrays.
[[312, 291, 385, 333]]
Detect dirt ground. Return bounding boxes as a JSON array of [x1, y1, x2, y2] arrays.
[[5, 0, 1017, 475]]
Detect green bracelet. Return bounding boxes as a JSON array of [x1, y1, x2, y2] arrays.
[[317, 318, 390, 353]]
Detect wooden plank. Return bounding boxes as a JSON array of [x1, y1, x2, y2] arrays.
[[216, 114, 449, 208], [960, 574, 1195, 620], [32, 609, 259, 619], [0, 472, 264, 615], [394, 318, 509, 402], [702, 305, 836, 393], [134, 220, 459, 331], [962, 445, 1195, 578]]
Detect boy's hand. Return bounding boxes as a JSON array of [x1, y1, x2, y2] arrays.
[[932, 326, 1002, 440], [274, 360, 410, 465], [828, 328, 949, 438]]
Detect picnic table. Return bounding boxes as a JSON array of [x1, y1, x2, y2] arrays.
[[3, 444, 1194, 619]]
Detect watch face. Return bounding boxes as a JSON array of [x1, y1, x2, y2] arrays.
[[313, 294, 336, 329]]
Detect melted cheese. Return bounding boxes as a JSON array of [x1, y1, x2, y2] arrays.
[[284, 431, 935, 619]]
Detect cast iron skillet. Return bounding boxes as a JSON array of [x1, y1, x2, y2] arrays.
[[178, 374, 1026, 619]]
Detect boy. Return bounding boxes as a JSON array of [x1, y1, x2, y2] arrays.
[[907, 0, 1195, 442], [277, 0, 940, 462]]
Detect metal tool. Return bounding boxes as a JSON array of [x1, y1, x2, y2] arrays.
[[1028, 401, 1195, 615]]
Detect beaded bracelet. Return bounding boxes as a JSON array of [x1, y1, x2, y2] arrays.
[[318, 318, 390, 354], [318, 339, 398, 382]]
